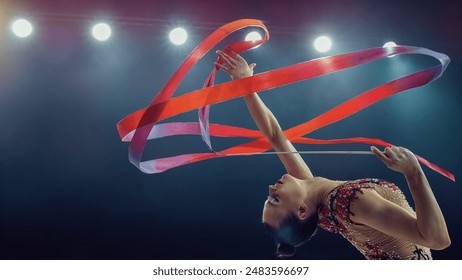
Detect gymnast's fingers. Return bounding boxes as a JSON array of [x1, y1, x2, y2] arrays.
[[384, 146, 395, 158], [216, 50, 237, 66], [216, 51, 232, 66], [227, 48, 246, 63], [371, 146, 392, 165], [214, 62, 231, 75]]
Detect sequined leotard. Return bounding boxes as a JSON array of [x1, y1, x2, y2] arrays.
[[318, 178, 432, 260]]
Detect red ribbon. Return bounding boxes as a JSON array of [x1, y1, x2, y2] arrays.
[[117, 19, 454, 181]]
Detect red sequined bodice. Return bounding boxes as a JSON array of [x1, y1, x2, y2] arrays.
[[317, 178, 432, 260]]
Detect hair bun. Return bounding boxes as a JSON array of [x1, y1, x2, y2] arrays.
[[276, 242, 296, 257]]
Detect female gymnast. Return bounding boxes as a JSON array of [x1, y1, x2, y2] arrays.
[[214, 49, 451, 259]]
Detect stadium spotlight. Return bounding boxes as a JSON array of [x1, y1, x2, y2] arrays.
[[245, 31, 262, 42], [11, 19, 33, 38], [314, 36, 332, 53], [383, 41, 398, 57], [245, 31, 262, 49], [92, 23, 112, 41], [169, 27, 187, 45], [383, 41, 397, 48]]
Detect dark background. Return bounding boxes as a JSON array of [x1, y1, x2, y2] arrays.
[[0, 0, 461, 260]]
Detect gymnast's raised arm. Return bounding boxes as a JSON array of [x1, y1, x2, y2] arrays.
[[215, 49, 313, 179]]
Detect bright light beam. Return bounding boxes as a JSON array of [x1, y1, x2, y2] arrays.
[[92, 23, 112, 41], [11, 19, 33, 38], [169, 27, 187, 45], [314, 36, 332, 53]]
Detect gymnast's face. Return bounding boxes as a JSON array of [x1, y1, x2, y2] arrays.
[[262, 174, 307, 228]]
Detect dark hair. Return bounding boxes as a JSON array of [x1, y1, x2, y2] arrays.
[[263, 211, 319, 257]]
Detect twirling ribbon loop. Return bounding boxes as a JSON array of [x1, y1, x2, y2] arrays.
[[117, 19, 454, 181]]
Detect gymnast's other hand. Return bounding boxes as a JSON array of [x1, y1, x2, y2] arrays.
[[215, 49, 256, 80], [371, 146, 421, 177]]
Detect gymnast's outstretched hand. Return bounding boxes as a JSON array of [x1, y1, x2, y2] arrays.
[[371, 146, 421, 176], [215, 49, 256, 80]]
